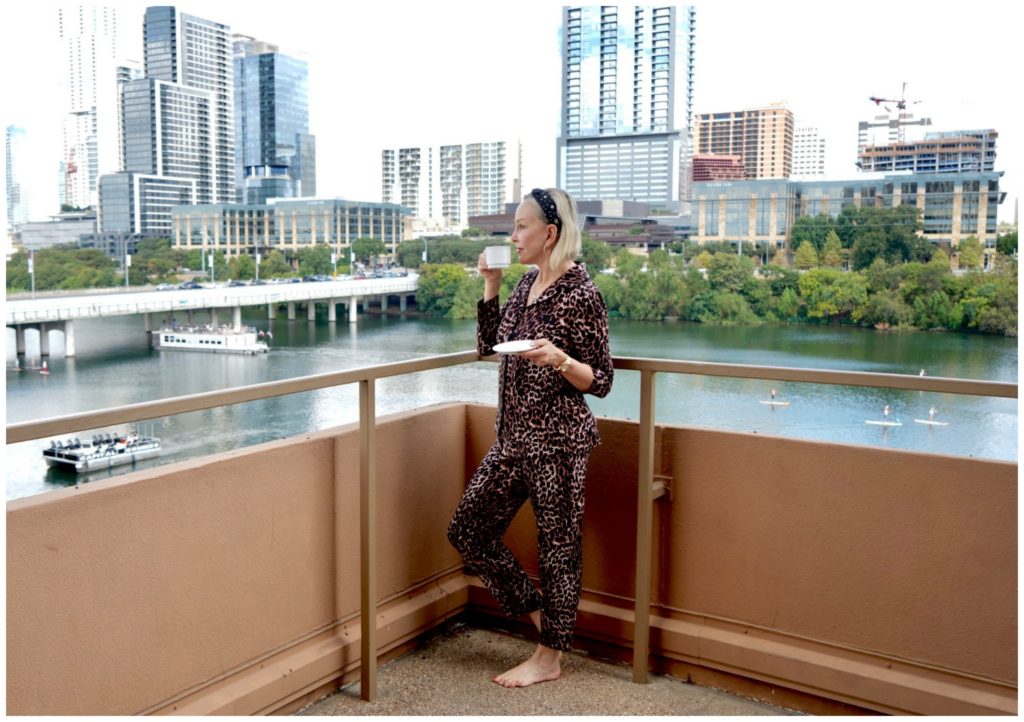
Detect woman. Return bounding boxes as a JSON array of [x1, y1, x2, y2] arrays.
[[447, 187, 613, 688]]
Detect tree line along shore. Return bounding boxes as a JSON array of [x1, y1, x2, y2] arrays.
[[6, 207, 1018, 337]]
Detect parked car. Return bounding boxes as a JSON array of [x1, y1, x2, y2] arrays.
[[155, 283, 175, 291], [228, 280, 248, 287], [178, 281, 204, 290]]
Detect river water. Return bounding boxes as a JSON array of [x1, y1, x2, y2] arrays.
[[5, 312, 1018, 501]]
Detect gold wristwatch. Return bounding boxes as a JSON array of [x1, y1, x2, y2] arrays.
[[556, 356, 573, 374]]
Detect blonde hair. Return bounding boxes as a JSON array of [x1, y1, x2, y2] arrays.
[[524, 187, 582, 272]]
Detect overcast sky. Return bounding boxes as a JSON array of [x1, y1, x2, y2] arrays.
[[2, 0, 1019, 224]]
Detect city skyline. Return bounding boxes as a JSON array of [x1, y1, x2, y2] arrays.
[[1, 0, 1019, 228]]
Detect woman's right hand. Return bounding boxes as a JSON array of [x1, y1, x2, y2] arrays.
[[478, 252, 502, 301]]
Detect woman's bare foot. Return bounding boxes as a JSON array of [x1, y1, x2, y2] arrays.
[[493, 643, 562, 688]]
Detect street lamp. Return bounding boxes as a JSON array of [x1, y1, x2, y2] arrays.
[[28, 250, 35, 298], [124, 252, 131, 289], [255, 252, 261, 282]]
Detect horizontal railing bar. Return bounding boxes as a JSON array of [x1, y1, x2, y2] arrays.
[[611, 357, 1018, 398], [7, 351, 1017, 445], [5, 350, 480, 444]]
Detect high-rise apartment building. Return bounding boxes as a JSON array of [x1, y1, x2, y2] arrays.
[[100, 7, 234, 237], [793, 126, 826, 178], [143, 6, 235, 203], [694, 104, 794, 180], [233, 35, 316, 204], [58, 5, 125, 209], [381, 140, 518, 229], [558, 6, 696, 207], [6, 126, 30, 231], [857, 129, 997, 175]]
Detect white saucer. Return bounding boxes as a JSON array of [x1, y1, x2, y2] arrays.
[[493, 340, 535, 354]]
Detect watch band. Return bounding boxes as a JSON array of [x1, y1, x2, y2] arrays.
[[556, 356, 573, 373]]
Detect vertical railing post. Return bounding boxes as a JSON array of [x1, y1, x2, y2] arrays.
[[632, 369, 656, 683], [359, 378, 377, 701]]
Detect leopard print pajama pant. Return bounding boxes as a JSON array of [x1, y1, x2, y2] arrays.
[[447, 444, 590, 652]]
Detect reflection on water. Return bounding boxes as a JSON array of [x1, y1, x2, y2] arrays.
[[6, 313, 1017, 501]]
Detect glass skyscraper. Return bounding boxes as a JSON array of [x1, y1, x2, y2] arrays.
[[234, 36, 316, 204], [558, 5, 696, 207]]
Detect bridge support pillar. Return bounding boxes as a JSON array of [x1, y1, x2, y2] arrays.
[[64, 319, 76, 357], [233, 306, 242, 331], [349, 298, 359, 323], [144, 313, 153, 332], [39, 324, 50, 357], [210, 309, 219, 328], [400, 295, 407, 312], [187, 311, 195, 325], [16, 326, 26, 356], [268, 303, 277, 320], [287, 302, 296, 321], [380, 295, 388, 313], [307, 302, 316, 322], [328, 298, 337, 322], [363, 297, 372, 313]]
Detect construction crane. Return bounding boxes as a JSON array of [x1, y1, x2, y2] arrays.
[[868, 82, 922, 142]]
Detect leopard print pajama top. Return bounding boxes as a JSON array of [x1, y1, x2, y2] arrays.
[[477, 264, 614, 456]]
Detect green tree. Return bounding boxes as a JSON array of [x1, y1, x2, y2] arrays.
[[789, 214, 835, 252], [450, 274, 485, 319], [853, 290, 914, 328], [297, 245, 334, 276], [613, 249, 644, 277], [956, 235, 983, 270], [416, 263, 469, 317], [996, 229, 1017, 257], [821, 231, 843, 267], [707, 253, 754, 293], [580, 235, 612, 276], [228, 254, 256, 280], [261, 249, 292, 278], [798, 268, 868, 322], [775, 286, 802, 321], [593, 273, 625, 317], [794, 242, 819, 270], [352, 237, 386, 265]]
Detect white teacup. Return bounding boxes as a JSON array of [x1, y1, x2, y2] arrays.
[[484, 245, 511, 269]]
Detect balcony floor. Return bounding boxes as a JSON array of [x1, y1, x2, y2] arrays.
[[297, 623, 798, 716]]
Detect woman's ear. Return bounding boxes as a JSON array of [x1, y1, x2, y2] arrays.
[[545, 224, 559, 250]]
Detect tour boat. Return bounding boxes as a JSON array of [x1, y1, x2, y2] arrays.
[[865, 420, 902, 427], [43, 431, 161, 473], [153, 325, 269, 355]]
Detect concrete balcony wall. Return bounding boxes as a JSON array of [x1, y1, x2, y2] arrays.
[[7, 404, 469, 716], [466, 405, 1017, 714], [8, 402, 1017, 715]]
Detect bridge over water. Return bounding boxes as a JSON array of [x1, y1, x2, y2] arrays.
[[5, 275, 419, 357]]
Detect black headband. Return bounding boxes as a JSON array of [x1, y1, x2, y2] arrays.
[[530, 188, 562, 230]]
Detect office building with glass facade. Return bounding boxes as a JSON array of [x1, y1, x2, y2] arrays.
[[558, 5, 696, 207], [234, 36, 316, 204], [692, 171, 1004, 256], [99, 172, 197, 237], [169, 199, 407, 261]]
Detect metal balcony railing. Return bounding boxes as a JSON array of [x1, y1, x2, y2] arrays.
[[6, 352, 1016, 700]]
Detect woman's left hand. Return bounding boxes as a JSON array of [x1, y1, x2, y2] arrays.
[[518, 337, 567, 369]]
